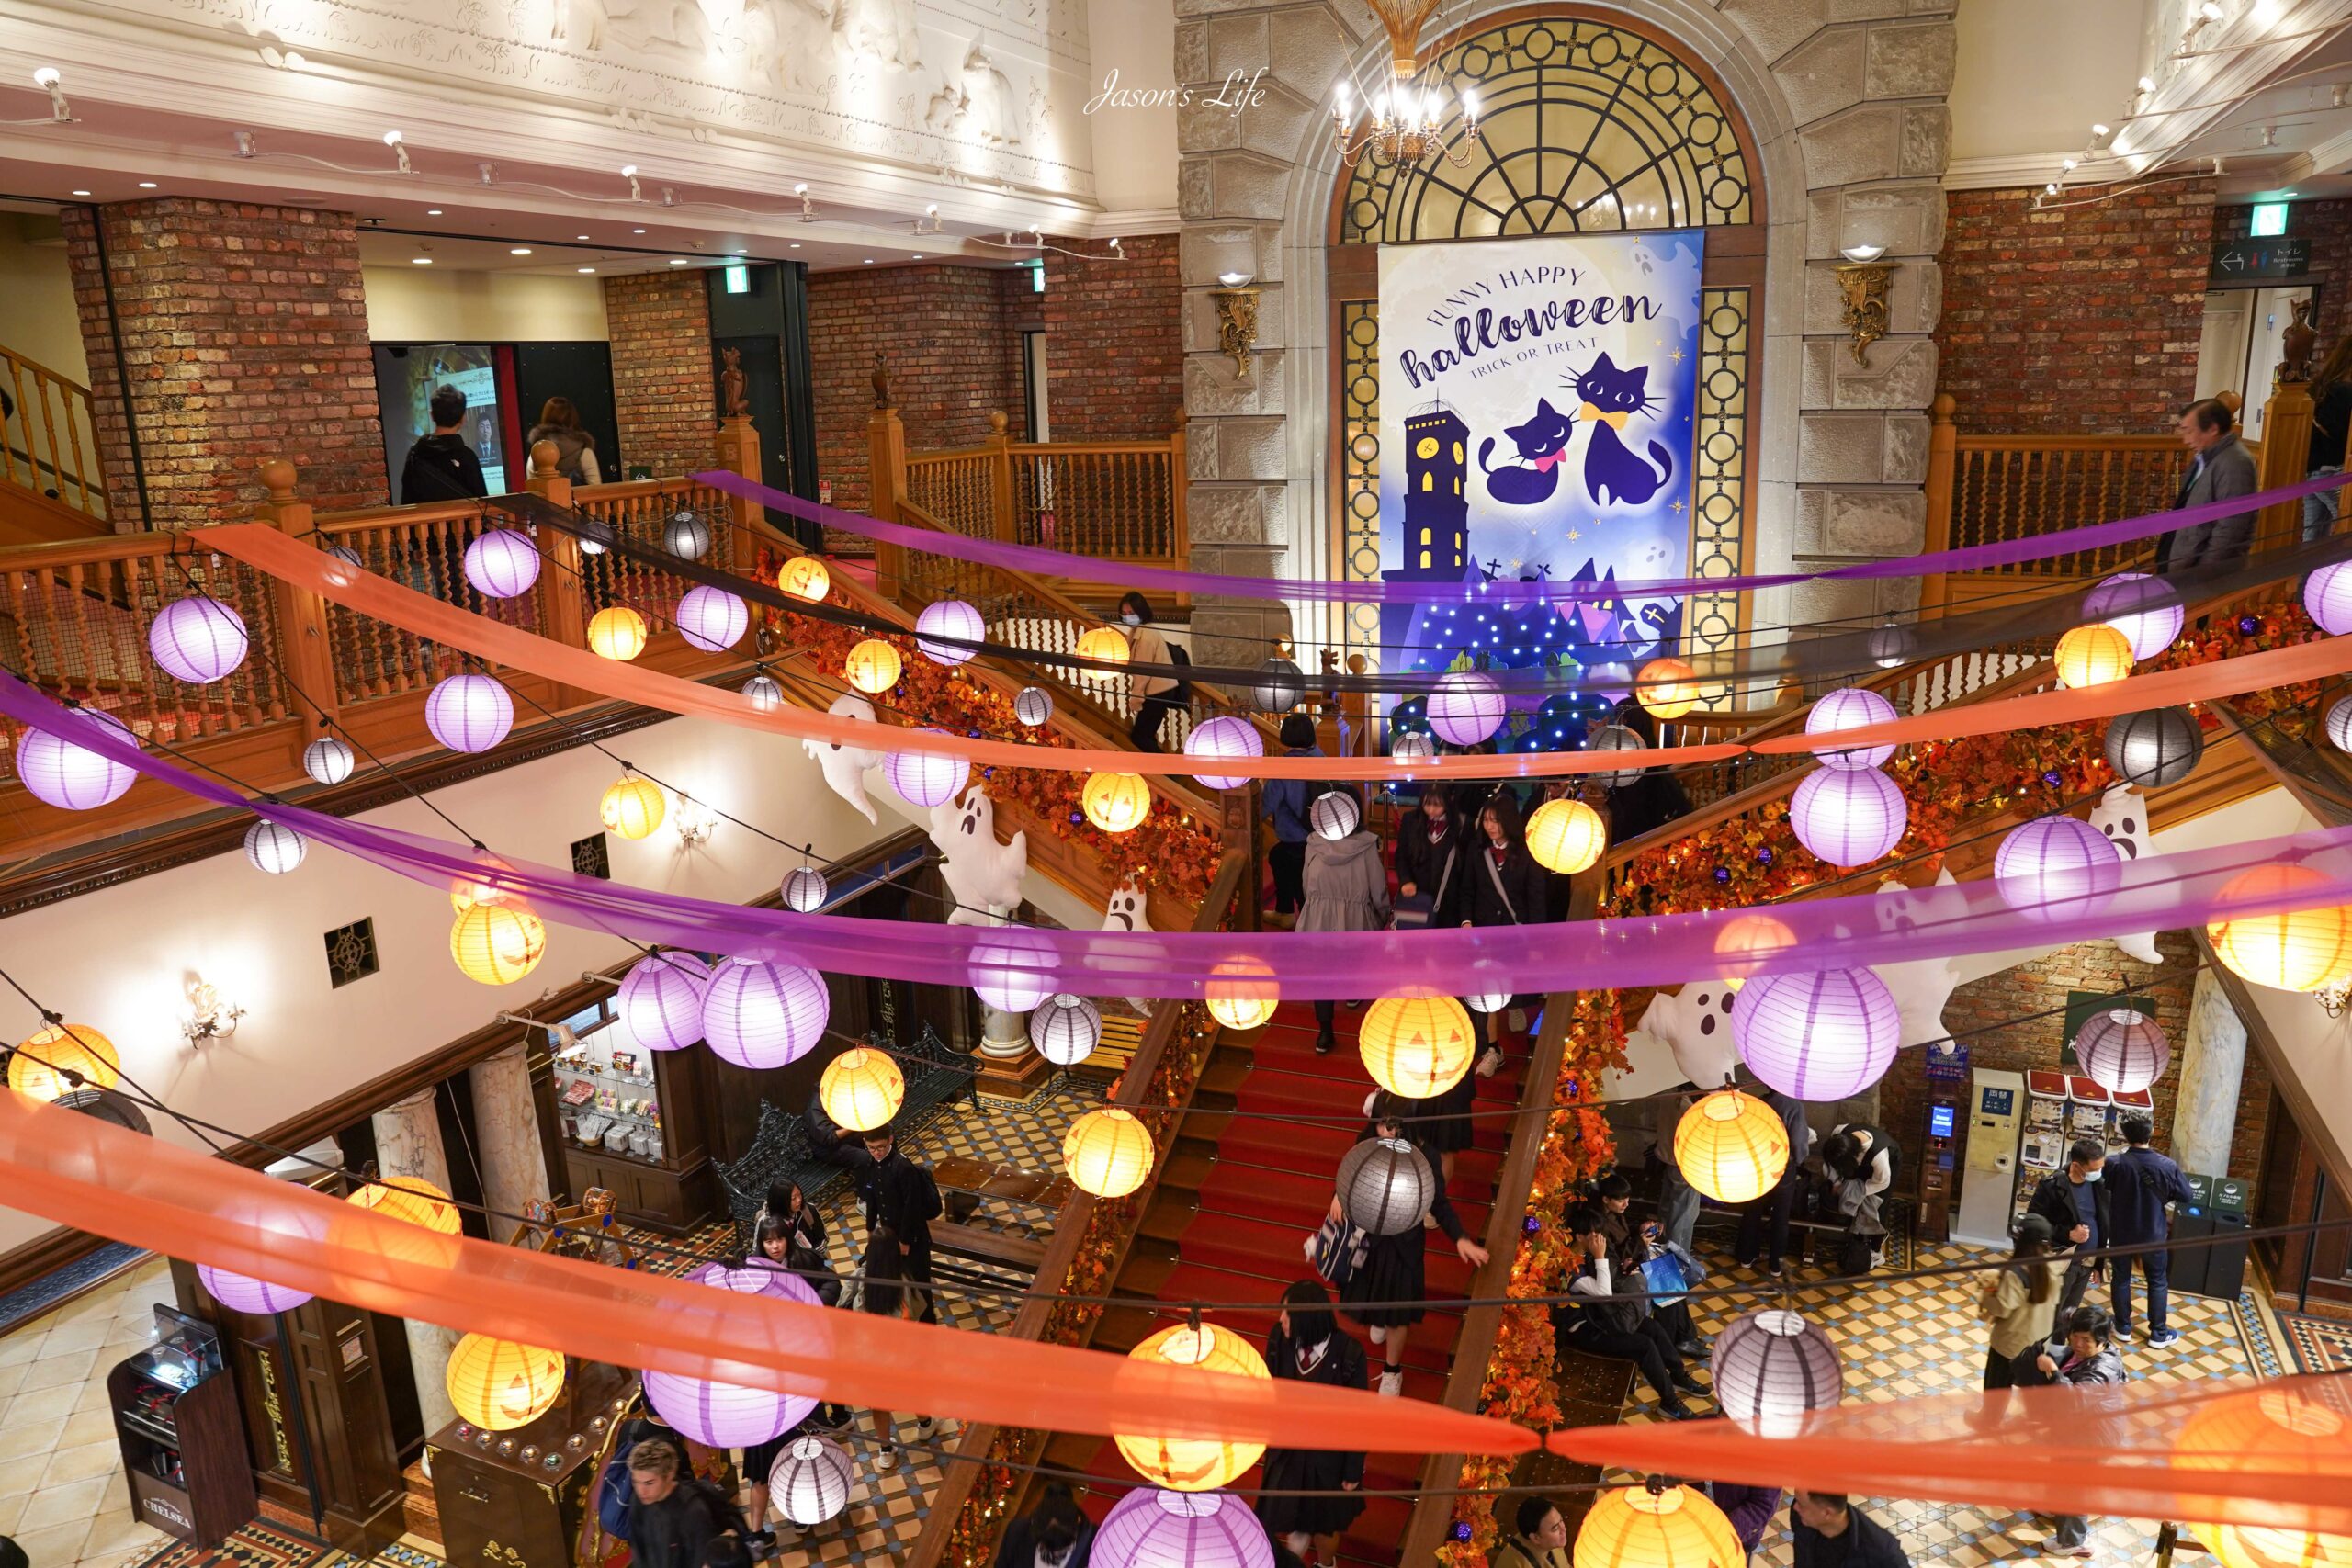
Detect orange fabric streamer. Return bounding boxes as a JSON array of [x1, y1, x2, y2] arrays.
[[199, 525, 2352, 783]]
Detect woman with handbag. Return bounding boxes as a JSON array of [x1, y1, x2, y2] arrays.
[[1460, 795, 1550, 1077], [1317, 1092, 1488, 1397], [1298, 785, 1389, 1055], [1256, 1280, 1367, 1563], [1390, 787, 1475, 1176]]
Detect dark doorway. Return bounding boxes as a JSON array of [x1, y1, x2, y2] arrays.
[[514, 342, 623, 482]]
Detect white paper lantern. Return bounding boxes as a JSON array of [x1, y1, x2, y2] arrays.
[[1183, 716, 1263, 791], [1805, 687, 1898, 771], [675, 585, 749, 652], [664, 510, 713, 561], [424, 674, 514, 754], [1337, 1136, 1434, 1235], [1867, 616, 1913, 670], [301, 735, 356, 786], [1015, 686, 1055, 727], [322, 542, 365, 578], [2075, 1009, 2171, 1093], [148, 597, 250, 685], [1733, 967, 1901, 1100], [1309, 790, 1361, 840], [2085, 570, 2185, 662], [1465, 989, 1511, 1014], [2328, 696, 2352, 754], [885, 729, 970, 808], [2307, 561, 2352, 636], [1391, 732, 1437, 767], [970, 931, 1055, 1013], [701, 958, 830, 1069], [769, 1436, 856, 1526], [244, 820, 308, 874], [619, 951, 713, 1053], [1586, 723, 1646, 787], [915, 598, 986, 666], [1712, 1308, 1845, 1438], [1788, 766, 1907, 866], [1029, 994, 1102, 1066], [1994, 814, 2122, 922], [1251, 658, 1306, 713], [1428, 670, 1505, 747], [462, 529, 541, 600], [2106, 708, 2203, 787], [742, 673, 784, 712], [17, 708, 139, 811], [782, 866, 830, 913]]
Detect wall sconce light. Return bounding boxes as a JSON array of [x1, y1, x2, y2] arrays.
[[32, 67, 71, 122], [1211, 272, 1261, 384], [182, 978, 244, 1046], [673, 795, 715, 848], [1834, 244, 1897, 367], [2316, 977, 2350, 1019]]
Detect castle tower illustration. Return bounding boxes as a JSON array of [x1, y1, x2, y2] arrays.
[[1396, 406, 1468, 579]]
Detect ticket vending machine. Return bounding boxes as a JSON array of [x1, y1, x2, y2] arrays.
[[1918, 1098, 1960, 1244], [1953, 1068, 2027, 1247]]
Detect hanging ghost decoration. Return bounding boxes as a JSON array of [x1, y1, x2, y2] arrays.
[[2087, 782, 2164, 964], [802, 694, 886, 826], [927, 784, 1028, 928]]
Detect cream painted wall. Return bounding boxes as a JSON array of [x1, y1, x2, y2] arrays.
[[363, 266, 612, 344], [1080, 0, 1181, 216], [1951, 0, 2146, 161], [0, 713, 1089, 1256], [0, 213, 89, 385]]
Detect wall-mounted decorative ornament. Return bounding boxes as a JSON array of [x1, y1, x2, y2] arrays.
[[1834, 245, 1898, 366]]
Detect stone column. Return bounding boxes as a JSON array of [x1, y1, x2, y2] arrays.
[[466, 1045, 552, 1227], [2173, 967, 2249, 1177], [371, 1088, 460, 1436]]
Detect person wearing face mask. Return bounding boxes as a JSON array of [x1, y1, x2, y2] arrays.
[[758, 1180, 839, 1305], [2026, 1137, 2111, 1319], [1257, 1280, 1366, 1563], [996, 1481, 1094, 1568], [1118, 592, 1187, 752], [2009, 1305, 2126, 1558], [1459, 795, 1549, 1077]]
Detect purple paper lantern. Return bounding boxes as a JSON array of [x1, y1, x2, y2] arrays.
[[2307, 561, 2352, 636], [1427, 671, 1505, 747], [1712, 1308, 1844, 1437], [1788, 767, 1907, 867], [1993, 814, 2122, 923], [424, 674, 514, 754], [618, 952, 713, 1053], [885, 729, 970, 808], [969, 930, 1055, 1013], [915, 598, 986, 667], [197, 1201, 327, 1316], [1733, 967, 1900, 1100], [701, 958, 830, 1068], [148, 597, 249, 685], [2075, 1009, 2171, 1093], [2085, 571, 2183, 662], [1095, 1489, 1272, 1568], [643, 1370, 814, 1450], [676, 586, 750, 652], [1183, 716, 1263, 791], [690, 1258, 822, 1308], [1804, 687, 1897, 771], [462, 529, 541, 600], [17, 708, 139, 811]]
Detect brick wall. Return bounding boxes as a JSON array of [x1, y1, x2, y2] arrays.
[[2213, 196, 2352, 352], [1042, 233, 1183, 441], [1878, 931, 2270, 1185], [1936, 181, 2217, 435], [603, 272, 717, 478], [61, 199, 386, 529]]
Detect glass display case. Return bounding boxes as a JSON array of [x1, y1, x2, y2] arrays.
[[107, 1306, 255, 1547], [550, 997, 712, 1234]]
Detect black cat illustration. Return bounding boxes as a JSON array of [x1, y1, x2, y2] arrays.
[[1476, 398, 1575, 506], [1570, 353, 1675, 507]]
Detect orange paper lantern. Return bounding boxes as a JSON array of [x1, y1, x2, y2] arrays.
[[1081, 772, 1152, 833], [7, 1023, 120, 1103], [843, 638, 903, 694], [1674, 1089, 1791, 1202], [2208, 864, 2352, 993], [1575, 1483, 1745, 1568], [1636, 657, 1700, 721], [777, 556, 831, 602], [446, 1333, 566, 1431], [451, 902, 548, 986], [1204, 957, 1278, 1032], [599, 775, 668, 840], [1112, 1322, 1270, 1489], [1358, 993, 1475, 1098], [1065, 1108, 1154, 1198], [1073, 626, 1130, 667], [587, 605, 649, 661], [1526, 798, 1608, 874], [2052, 623, 2133, 689]]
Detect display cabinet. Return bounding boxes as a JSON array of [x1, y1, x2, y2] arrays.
[[553, 1014, 714, 1234], [107, 1306, 257, 1547], [427, 1360, 636, 1567]]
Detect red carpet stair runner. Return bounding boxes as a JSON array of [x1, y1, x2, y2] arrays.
[[1046, 1000, 1528, 1568]]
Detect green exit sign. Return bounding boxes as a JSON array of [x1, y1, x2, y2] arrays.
[[2250, 201, 2290, 237], [723, 263, 751, 294]]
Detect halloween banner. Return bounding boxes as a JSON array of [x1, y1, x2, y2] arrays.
[[1376, 231, 1705, 710]]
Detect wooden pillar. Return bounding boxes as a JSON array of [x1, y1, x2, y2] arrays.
[[258, 459, 343, 745], [712, 413, 767, 541], [2256, 376, 2316, 555], [1223, 784, 1261, 932], [987, 409, 1017, 544], [1169, 410, 1191, 569], [867, 406, 908, 602], [1917, 392, 1958, 622], [526, 440, 589, 705]]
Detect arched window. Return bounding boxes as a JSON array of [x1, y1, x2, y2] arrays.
[[1329, 8, 1763, 679]]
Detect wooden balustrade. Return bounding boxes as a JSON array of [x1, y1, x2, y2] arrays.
[[0, 343, 109, 540], [899, 408, 1190, 571]]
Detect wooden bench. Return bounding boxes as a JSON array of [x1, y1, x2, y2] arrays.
[[932, 1156, 1073, 1223], [929, 1220, 1047, 1274]]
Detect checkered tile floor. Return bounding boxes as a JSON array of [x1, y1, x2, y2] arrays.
[[1611, 1226, 2291, 1566], [2278, 1308, 2352, 1374]]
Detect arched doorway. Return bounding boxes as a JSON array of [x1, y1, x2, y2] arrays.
[[1326, 8, 1765, 686]]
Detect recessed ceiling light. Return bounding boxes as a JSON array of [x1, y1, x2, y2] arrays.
[[633, 227, 647, 234], [913, 254, 923, 260], [138, 181, 157, 189], [669, 257, 690, 265], [577, 234, 590, 240], [412, 256, 433, 265], [863, 257, 873, 264], [510, 247, 532, 255], [426, 208, 442, 215], [578, 266, 596, 274], [789, 243, 801, 249], [71, 189, 90, 197]]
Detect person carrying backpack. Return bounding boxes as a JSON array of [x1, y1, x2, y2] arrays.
[[621, 1435, 750, 1568], [857, 1121, 944, 1325]]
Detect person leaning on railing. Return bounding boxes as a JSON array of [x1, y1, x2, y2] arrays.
[[2306, 338, 2352, 543]]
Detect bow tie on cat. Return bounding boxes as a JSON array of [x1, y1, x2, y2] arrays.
[[1577, 400, 1631, 430]]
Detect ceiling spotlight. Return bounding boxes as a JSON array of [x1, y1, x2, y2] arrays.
[[912, 254, 923, 260], [2199, 1, 2223, 17], [426, 208, 443, 215], [139, 181, 158, 189], [578, 266, 596, 274], [32, 66, 68, 120], [2091, 123, 2111, 138], [70, 188, 90, 197], [863, 257, 874, 264], [2045, 181, 2060, 195], [510, 246, 533, 255], [619, 163, 641, 201], [794, 182, 809, 194], [382, 129, 413, 174], [412, 256, 433, 265], [669, 257, 689, 265], [577, 233, 590, 240], [2139, 74, 2157, 93], [789, 242, 800, 248], [632, 226, 647, 233], [2062, 158, 2078, 170]]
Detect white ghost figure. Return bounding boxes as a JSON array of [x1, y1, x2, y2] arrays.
[[1872, 873, 1966, 1054], [802, 694, 885, 826], [1102, 882, 1155, 1015], [2087, 782, 2164, 964], [927, 784, 1028, 928], [1634, 980, 1742, 1091]]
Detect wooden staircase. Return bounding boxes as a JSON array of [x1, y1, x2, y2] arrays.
[[0, 343, 111, 547]]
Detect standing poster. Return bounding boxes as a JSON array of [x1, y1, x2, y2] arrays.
[[1376, 232, 1705, 700]]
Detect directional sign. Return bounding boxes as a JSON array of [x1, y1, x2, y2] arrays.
[[2211, 235, 2311, 283]]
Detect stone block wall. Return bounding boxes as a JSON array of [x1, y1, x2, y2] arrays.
[[61, 199, 387, 529], [1043, 233, 1185, 441], [602, 272, 718, 479], [1936, 181, 2218, 435]]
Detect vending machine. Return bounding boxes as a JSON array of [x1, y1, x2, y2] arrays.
[[2014, 1071, 2072, 1228], [1917, 1040, 1970, 1246], [2065, 1076, 2112, 1145], [1953, 1067, 2027, 1247]]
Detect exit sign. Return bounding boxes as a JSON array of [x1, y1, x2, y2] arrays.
[[2249, 201, 2289, 237], [723, 263, 750, 294]]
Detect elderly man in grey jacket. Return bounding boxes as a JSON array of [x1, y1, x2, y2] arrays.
[[2159, 397, 2259, 571]]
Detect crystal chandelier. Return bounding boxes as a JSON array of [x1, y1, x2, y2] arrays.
[[1331, 0, 1483, 169]]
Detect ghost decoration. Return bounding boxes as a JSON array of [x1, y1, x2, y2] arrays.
[[1633, 981, 1742, 1092], [1871, 874, 1966, 1057], [927, 784, 1028, 929], [1102, 882, 1156, 1016], [2087, 782, 2164, 964], [802, 694, 886, 826]]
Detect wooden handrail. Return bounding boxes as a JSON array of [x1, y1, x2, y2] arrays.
[[0, 342, 107, 522]]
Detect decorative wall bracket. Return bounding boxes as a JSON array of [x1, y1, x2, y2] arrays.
[[1834, 255, 1898, 367], [1210, 276, 1261, 384]]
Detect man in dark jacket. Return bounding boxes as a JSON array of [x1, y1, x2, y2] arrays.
[[2027, 1137, 2111, 1317], [1487, 1495, 1570, 1568], [399, 382, 491, 505], [2157, 397, 2258, 571], [859, 1122, 942, 1324], [625, 1437, 739, 1568], [1547, 1207, 1702, 1420], [2107, 1114, 2194, 1347], [1791, 1492, 1910, 1567]]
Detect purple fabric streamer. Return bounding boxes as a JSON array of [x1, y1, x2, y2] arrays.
[[10, 671, 2350, 998], [696, 468, 2352, 607]]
